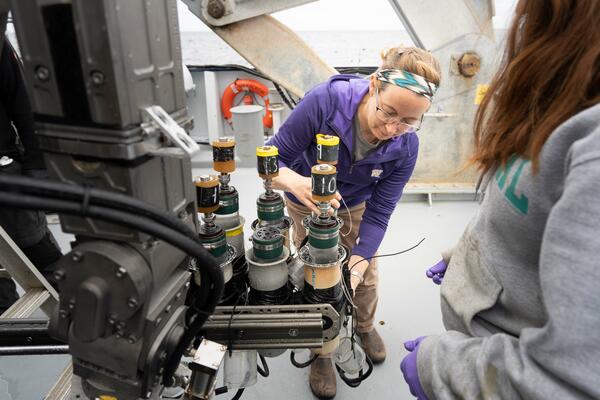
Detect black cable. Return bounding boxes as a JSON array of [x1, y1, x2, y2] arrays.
[[215, 386, 228, 395], [349, 238, 426, 272], [273, 82, 295, 111], [335, 355, 374, 388], [285, 87, 297, 107], [257, 354, 269, 377], [188, 64, 270, 81], [0, 174, 199, 243], [0, 188, 223, 386], [214, 386, 245, 400], [290, 351, 318, 368]]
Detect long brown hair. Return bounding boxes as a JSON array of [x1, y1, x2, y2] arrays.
[[471, 0, 600, 173]]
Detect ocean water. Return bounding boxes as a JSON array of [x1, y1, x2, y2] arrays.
[[181, 30, 414, 67], [7, 29, 413, 67]]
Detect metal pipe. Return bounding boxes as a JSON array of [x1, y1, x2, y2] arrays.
[[0, 345, 69, 356], [0, 319, 66, 347], [386, 0, 426, 49]]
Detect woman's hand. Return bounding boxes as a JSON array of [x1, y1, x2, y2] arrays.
[[273, 167, 340, 214], [348, 254, 369, 291]]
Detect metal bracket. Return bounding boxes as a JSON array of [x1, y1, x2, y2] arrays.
[[183, 0, 317, 27], [142, 105, 200, 156], [202, 303, 341, 350]]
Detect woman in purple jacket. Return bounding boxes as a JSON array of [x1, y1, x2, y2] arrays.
[[267, 46, 441, 399]]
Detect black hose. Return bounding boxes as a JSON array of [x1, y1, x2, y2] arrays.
[[0, 174, 198, 243], [273, 82, 295, 110], [214, 386, 245, 400], [257, 354, 269, 377], [335, 355, 374, 388], [290, 351, 318, 368], [0, 188, 223, 386]]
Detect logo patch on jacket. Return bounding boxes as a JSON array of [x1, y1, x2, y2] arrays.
[[371, 169, 383, 178]]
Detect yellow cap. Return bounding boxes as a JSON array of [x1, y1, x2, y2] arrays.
[[98, 396, 118, 400], [256, 145, 278, 157], [316, 134, 339, 146]]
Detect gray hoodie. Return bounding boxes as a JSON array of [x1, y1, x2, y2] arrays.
[[418, 103, 600, 400]]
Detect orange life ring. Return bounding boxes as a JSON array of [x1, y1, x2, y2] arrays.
[[221, 79, 273, 129]]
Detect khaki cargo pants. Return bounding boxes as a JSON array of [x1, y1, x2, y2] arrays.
[[286, 199, 378, 334]]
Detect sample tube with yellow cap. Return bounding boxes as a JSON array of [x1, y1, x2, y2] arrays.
[[316, 134, 339, 165], [256, 145, 279, 179]]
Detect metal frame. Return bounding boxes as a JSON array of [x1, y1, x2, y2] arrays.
[[0, 225, 58, 318]]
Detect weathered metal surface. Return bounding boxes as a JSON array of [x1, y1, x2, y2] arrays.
[[184, 12, 337, 98]]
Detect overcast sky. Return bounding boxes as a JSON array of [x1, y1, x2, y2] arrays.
[[177, 0, 517, 31]]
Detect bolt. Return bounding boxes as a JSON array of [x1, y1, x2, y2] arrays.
[[59, 309, 69, 318], [178, 210, 188, 219], [154, 317, 163, 326], [288, 328, 299, 337], [164, 305, 172, 314], [175, 292, 182, 301], [71, 252, 83, 262], [108, 315, 116, 325], [35, 65, 50, 82], [159, 351, 167, 361], [90, 70, 105, 86], [457, 52, 481, 77], [127, 335, 137, 344], [68, 298, 76, 310], [115, 331, 122, 339], [206, 0, 225, 18], [127, 297, 139, 309], [53, 270, 66, 281], [116, 321, 126, 330], [115, 267, 127, 278]]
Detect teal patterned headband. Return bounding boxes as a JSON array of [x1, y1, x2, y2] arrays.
[[376, 69, 438, 101]]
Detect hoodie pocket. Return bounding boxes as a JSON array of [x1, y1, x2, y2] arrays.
[[440, 230, 502, 336]]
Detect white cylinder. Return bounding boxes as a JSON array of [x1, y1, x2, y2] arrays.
[[246, 247, 289, 291], [269, 103, 285, 135], [333, 337, 366, 375], [230, 105, 265, 167], [223, 350, 258, 389]]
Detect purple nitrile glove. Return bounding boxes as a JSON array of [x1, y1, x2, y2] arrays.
[[426, 259, 447, 285], [400, 336, 429, 400]]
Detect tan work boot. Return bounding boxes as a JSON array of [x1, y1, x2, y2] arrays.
[[358, 328, 386, 364], [309, 356, 336, 399]]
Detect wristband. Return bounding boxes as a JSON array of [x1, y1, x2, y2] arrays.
[[350, 270, 364, 283]]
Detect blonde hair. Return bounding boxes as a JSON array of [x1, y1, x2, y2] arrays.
[[378, 46, 442, 89]]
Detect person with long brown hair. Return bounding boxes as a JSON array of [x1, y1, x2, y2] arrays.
[[400, 0, 600, 398]]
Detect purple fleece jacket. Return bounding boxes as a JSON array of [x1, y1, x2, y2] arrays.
[[267, 74, 418, 259]]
